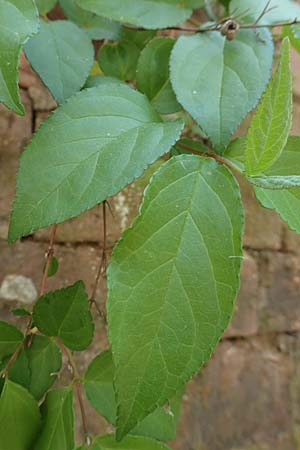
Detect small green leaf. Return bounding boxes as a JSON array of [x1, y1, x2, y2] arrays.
[[0, 321, 23, 359], [245, 38, 292, 175], [33, 281, 94, 351], [170, 28, 274, 150], [35, 0, 57, 15], [107, 155, 244, 439], [0, 0, 39, 114], [282, 24, 300, 53], [8, 83, 183, 243], [0, 380, 41, 450], [33, 387, 74, 450], [77, 0, 204, 29], [59, 0, 121, 40], [121, 28, 156, 50], [230, 0, 300, 24], [137, 37, 180, 114], [12, 307, 31, 317], [25, 20, 94, 104], [47, 255, 59, 278], [5, 335, 62, 400], [92, 434, 171, 450], [98, 40, 140, 81], [255, 187, 300, 233], [84, 350, 183, 441]]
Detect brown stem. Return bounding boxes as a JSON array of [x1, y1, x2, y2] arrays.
[[90, 202, 107, 320]]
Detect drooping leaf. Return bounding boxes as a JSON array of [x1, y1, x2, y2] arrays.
[[0, 0, 39, 114], [91, 434, 171, 450], [98, 40, 140, 81], [77, 0, 204, 29], [25, 20, 94, 104], [8, 83, 183, 243], [35, 0, 57, 15], [33, 281, 94, 351], [12, 307, 31, 317], [47, 255, 59, 277], [59, 0, 121, 40], [5, 335, 62, 400], [107, 155, 244, 439], [245, 38, 292, 175], [230, 0, 300, 24], [136, 37, 180, 114], [0, 320, 23, 359], [84, 350, 183, 441], [255, 187, 300, 233], [0, 380, 41, 450], [33, 388, 74, 450], [170, 28, 274, 150]]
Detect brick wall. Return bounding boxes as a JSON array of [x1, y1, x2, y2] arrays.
[[1, 52, 300, 450]]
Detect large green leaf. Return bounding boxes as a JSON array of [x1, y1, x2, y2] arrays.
[[0, 0, 39, 114], [33, 388, 74, 450], [76, 0, 204, 29], [4, 337, 61, 402], [33, 281, 94, 351], [92, 435, 171, 450], [107, 155, 244, 439], [136, 37, 180, 114], [170, 28, 273, 150], [84, 350, 183, 441], [0, 380, 41, 450], [25, 20, 94, 104], [98, 40, 140, 81], [245, 38, 292, 175], [0, 321, 23, 360], [35, 0, 57, 15], [230, 0, 300, 24], [8, 82, 183, 243], [59, 0, 120, 40]]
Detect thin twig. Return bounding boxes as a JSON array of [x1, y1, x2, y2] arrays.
[[90, 201, 107, 320], [0, 225, 58, 377]]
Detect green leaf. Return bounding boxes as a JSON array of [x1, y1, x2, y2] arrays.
[[59, 0, 121, 40], [33, 281, 94, 351], [25, 20, 94, 104], [12, 307, 31, 317], [8, 83, 183, 243], [33, 387, 74, 450], [121, 29, 156, 50], [137, 37, 180, 114], [282, 24, 300, 53], [245, 38, 292, 175], [107, 155, 244, 439], [255, 187, 300, 233], [98, 40, 140, 81], [35, 0, 57, 15], [84, 75, 123, 89], [76, 0, 204, 29], [84, 350, 183, 441], [0, 380, 41, 450], [92, 434, 171, 450], [0, 320, 23, 359], [170, 28, 274, 150], [5, 335, 62, 400], [47, 255, 59, 277], [230, 0, 300, 24], [0, 0, 39, 114]]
